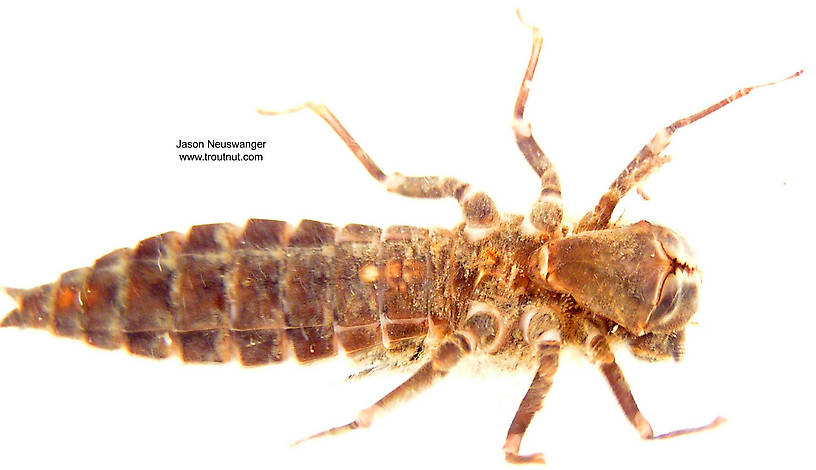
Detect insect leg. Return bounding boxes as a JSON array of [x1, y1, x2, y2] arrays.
[[575, 69, 804, 233], [291, 329, 477, 446], [258, 103, 499, 230], [513, 12, 563, 237], [503, 331, 561, 464], [585, 325, 725, 439]]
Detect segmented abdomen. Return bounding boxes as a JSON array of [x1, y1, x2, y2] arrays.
[[1, 219, 452, 365]]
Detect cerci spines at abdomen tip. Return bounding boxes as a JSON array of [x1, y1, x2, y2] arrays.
[[1, 218, 452, 366]]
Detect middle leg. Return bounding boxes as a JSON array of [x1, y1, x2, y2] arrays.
[[503, 330, 561, 464], [502, 304, 563, 464], [513, 11, 564, 238]]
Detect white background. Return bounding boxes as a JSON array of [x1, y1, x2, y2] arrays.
[[0, 1, 812, 469]]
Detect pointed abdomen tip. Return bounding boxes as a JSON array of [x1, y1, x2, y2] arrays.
[[1, 287, 25, 327], [1, 309, 23, 328]]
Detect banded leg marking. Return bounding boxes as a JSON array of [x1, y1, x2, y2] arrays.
[[503, 332, 561, 464], [585, 325, 724, 440], [576, 69, 804, 233], [258, 103, 499, 230], [513, 11, 563, 238], [291, 330, 476, 446]]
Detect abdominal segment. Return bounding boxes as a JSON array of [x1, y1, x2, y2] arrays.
[[2, 219, 451, 366]]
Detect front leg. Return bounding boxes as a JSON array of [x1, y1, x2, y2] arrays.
[[584, 323, 724, 440], [576, 69, 803, 233]]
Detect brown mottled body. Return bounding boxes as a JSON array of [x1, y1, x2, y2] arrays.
[[1, 11, 801, 466], [1, 221, 383, 364], [1, 214, 552, 366]]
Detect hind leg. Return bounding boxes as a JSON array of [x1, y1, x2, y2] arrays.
[[259, 103, 499, 231], [291, 329, 478, 445]]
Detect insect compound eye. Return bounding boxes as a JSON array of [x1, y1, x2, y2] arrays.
[[644, 224, 701, 334], [645, 269, 700, 334]]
